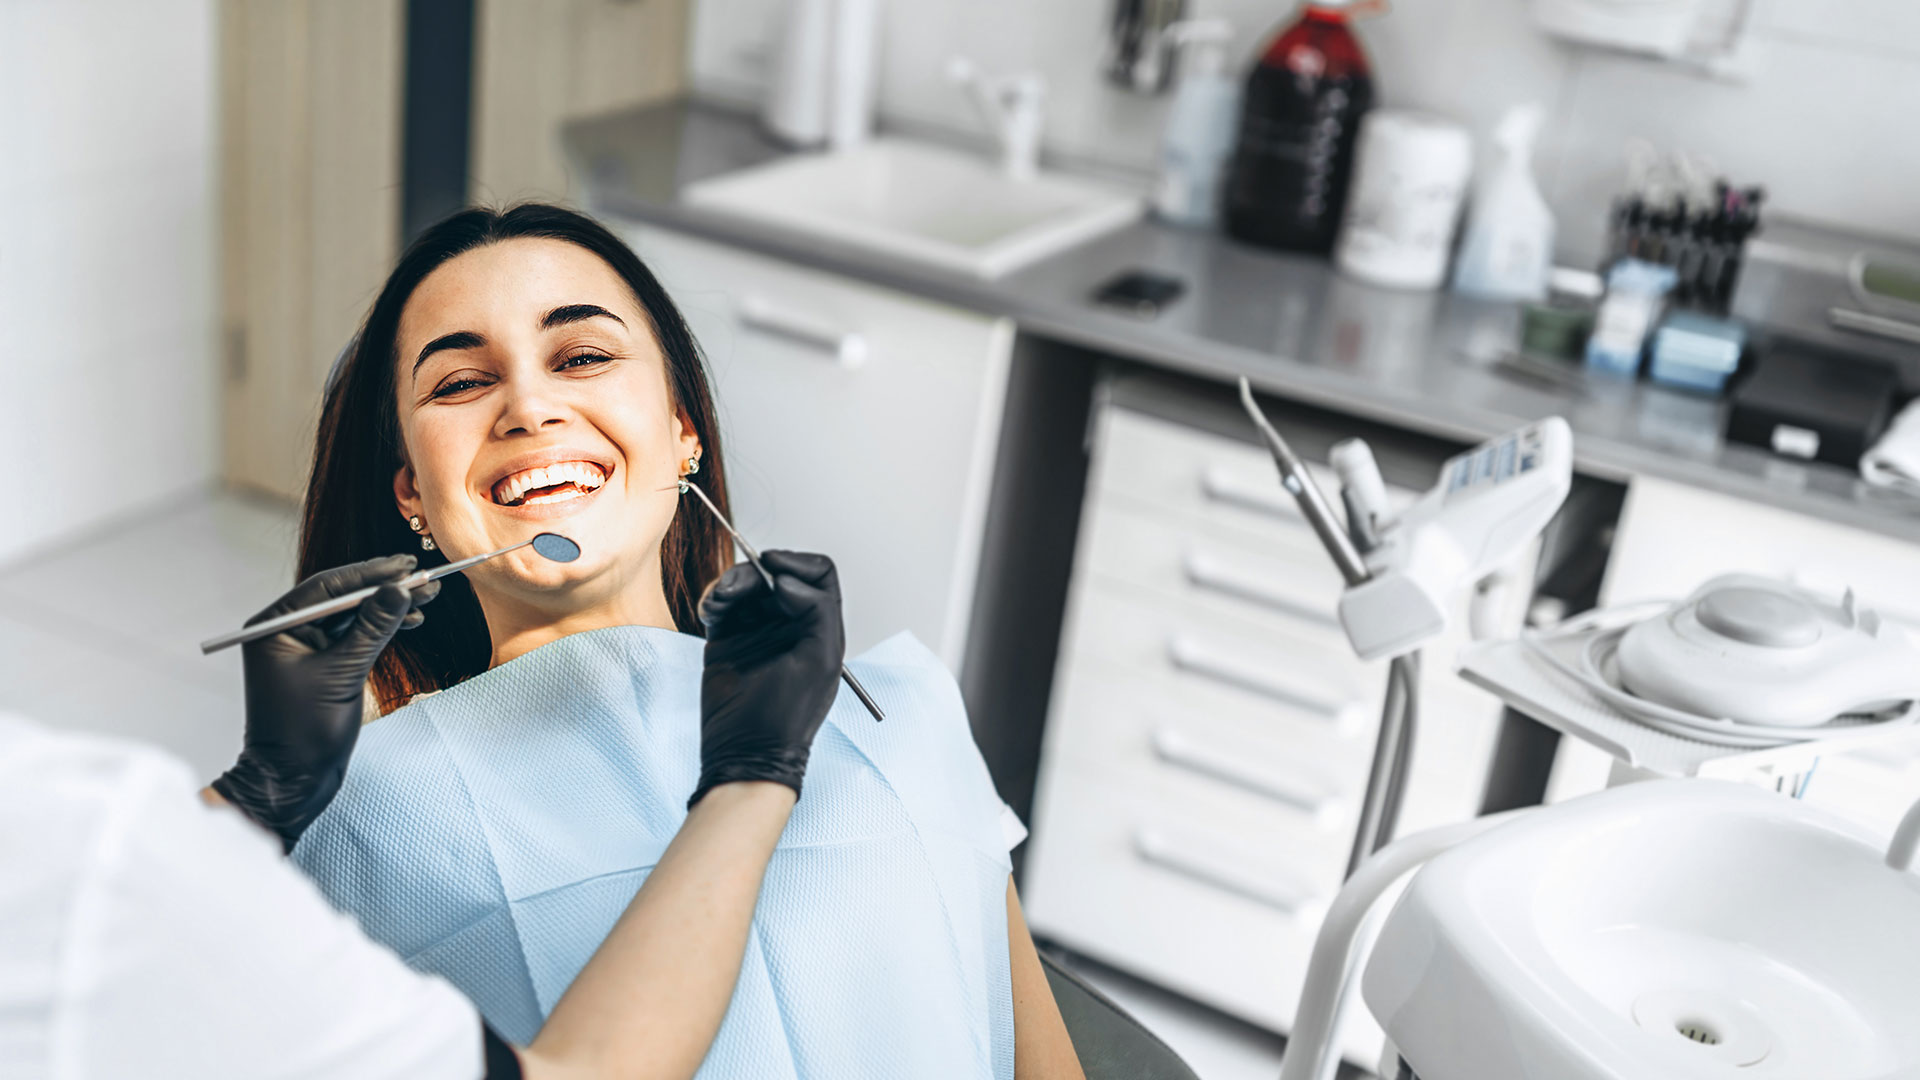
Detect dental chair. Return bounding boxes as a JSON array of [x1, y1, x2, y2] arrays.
[[1040, 952, 1200, 1080]]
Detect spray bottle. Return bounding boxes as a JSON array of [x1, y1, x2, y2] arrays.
[[1453, 104, 1555, 300], [1151, 19, 1240, 229]]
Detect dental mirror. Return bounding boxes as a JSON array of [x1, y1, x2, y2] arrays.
[[530, 532, 581, 564], [200, 532, 580, 654]]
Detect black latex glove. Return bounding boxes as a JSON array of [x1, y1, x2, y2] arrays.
[[690, 550, 846, 808], [212, 554, 440, 851]]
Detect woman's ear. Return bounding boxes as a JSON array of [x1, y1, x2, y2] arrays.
[[393, 464, 424, 525], [672, 405, 702, 466]]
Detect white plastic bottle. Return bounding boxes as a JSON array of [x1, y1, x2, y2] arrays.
[[1453, 104, 1555, 301], [1151, 19, 1240, 229]]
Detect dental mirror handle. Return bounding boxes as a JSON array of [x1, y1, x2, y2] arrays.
[[199, 539, 536, 655], [1237, 378, 1371, 586]]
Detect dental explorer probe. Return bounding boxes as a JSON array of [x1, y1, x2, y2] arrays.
[[679, 478, 887, 723], [200, 532, 582, 655]]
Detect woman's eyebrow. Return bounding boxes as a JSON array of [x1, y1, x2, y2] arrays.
[[414, 330, 487, 373], [542, 303, 626, 330]]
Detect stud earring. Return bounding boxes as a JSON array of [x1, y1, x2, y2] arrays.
[[408, 514, 436, 552], [684, 453, 702, 477]]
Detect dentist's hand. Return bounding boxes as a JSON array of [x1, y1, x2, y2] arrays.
[[211, 554, 440, 851], [691, 550, 846, 808]]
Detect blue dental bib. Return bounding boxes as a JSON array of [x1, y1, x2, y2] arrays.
[[294, 627, 1016, 1079]]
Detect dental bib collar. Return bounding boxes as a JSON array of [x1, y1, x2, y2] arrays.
[[1523, 574, 1920, 748]]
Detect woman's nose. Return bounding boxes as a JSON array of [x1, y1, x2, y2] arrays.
[[492, 380, 573, 438]]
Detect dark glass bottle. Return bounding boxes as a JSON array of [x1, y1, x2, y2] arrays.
[[1222, 4, 1375, 255]]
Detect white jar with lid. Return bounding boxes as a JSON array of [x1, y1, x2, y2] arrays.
[[1333, 110, 1474, 290]]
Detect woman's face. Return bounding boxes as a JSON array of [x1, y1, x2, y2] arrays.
[[391, 237, 698, 618]]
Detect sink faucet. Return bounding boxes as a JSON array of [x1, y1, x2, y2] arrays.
[[946, 57, 1046, 181]]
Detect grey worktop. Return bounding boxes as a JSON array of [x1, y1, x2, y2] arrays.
[[564, 99, 1920, 544]]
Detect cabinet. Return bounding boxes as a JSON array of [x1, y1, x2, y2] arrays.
[[1553, 475, 1920, 831], [622, 225, 1014, 667], [1021, 401, 1530, 1065]]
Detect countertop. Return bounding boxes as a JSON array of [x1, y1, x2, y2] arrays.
[[563, 98, 1920, 545]]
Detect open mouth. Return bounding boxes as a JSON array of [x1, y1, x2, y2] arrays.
[[491, 461, 610, 507]]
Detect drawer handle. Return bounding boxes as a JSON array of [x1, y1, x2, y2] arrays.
[[738, 295, 869, 368], [1199, 465, 1305, 524], [1150, 726, 1343, 828], [1829, 306, 1920, 347], [1166, 635, 1365, 732], [1182, 550, 1339, 628], [1132, 828, 1316, 915]]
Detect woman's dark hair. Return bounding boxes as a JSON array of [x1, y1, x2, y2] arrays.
[[300, 203, 731, 712]]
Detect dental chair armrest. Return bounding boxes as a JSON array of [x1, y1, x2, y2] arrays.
[[1038, 948, 1200, 1080]]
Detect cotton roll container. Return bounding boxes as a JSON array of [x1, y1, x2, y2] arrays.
[[1333, 110, 1474, 290]]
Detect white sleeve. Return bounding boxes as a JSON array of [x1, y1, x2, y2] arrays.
[[999, 802, 1029, 852], [65, 750, 487, 1080]]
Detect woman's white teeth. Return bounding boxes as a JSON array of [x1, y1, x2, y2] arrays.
[[494, 461, 608, 506]]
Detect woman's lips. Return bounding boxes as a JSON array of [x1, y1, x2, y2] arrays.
[[492, 460, 610, 506]]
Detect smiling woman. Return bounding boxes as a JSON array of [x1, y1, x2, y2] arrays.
[[301, 205, 733, 706], [287, 204, 1085, 1080]]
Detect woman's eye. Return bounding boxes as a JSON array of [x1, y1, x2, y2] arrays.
[[430, 376, 490, 399], [558, 351, 613, 371]]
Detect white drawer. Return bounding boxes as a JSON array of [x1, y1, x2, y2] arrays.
[[1091, 407, 1414, 557], [1079, 494, 1350, 644], [1021, 765, 1385, 1060], [1043, 657, 1365, 838], [1062, 583, 1380, 736]]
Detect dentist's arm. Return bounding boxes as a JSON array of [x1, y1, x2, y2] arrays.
[[513, 551, 846, 1080]]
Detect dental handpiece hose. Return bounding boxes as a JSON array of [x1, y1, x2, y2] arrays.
[[1236, 378, 1415, 877]]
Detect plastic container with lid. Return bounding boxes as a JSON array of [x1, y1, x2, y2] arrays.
[[1221, 1, 1376, 254]]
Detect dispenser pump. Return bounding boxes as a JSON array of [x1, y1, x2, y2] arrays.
[[1454, 103, 1555, 301], [1169, 17, 1232, 80], [1152, 19, 1241, 228]]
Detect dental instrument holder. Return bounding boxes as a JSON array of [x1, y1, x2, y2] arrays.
[[1238, 379, 1575, 1080], [1236, 379, 1574, 872], [200, 532, 582, 655], [679, 479, 886, 723]]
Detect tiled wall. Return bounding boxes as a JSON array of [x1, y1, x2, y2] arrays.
[[0, 0, 219, 564], [691, 0, 1920, 265]]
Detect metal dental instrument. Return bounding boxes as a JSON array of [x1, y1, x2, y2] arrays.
[[680, 478, 887, 723], [200, 532, 582, 655], [1238, 377, 1371, 587]]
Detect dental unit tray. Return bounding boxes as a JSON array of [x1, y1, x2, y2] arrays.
[[1459, 625, 1920, 779]]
